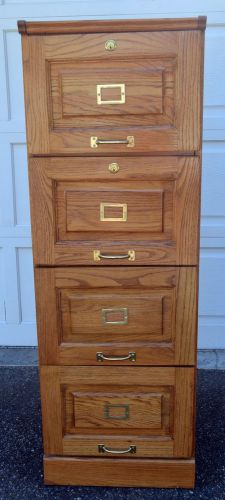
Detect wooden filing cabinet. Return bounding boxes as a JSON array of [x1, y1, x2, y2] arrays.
[[18, 17, 206, 488]]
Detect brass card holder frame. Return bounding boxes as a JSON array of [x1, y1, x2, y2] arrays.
[[100, 202, 127, 222], [101, 307, 128, 325], [104, 403, 130, 420], [97, 83, 125, 105]]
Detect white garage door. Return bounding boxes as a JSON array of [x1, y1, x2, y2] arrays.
[[0, 0, 225, 348]]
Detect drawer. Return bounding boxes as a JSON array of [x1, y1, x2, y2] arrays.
[[40, 366, 195, 458], [35, 266, 197, 366], [30, 156, 200, 266], [22, 29, 203, 154]]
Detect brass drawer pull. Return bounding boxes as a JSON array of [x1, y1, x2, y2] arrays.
[[98, 444, 136, 455], [96, 352, 136, 362], [91, 136, 134, 148], [94, 250, 135, 261]]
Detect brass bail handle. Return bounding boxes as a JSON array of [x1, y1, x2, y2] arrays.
[[91, 136, 134, 148], [93, 250, 135, 262], [98, 444, 136, 455], [97, 139, 128, 145], [96, 352, 136, 362]]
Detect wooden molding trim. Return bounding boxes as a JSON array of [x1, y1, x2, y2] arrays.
[[18, 17, 207, 36], [44, 456, 195, 488], [17, 20, 27, 34]]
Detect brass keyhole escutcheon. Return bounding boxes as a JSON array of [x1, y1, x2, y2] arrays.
[[105, 39, 117, 51], [109, 162, 119, 173]]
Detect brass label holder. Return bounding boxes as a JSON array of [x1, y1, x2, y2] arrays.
[[100, 202, 127, 222], [104, 403, 130, 420], [101, 307, 128, 325]]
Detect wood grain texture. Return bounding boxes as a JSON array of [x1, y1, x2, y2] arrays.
[[28, 159, 54, 265], [19, 26, 205, 155], [34, 268, 57, 364], [59, 182, 165, 234], [35, 266, 197, 366], [44, 32, 178, 59], [177, 31, 203, 152], [21, 36, 49, 157], [58, 366, 176, 385], [174, 368, 195, 457], [29, 156, 200, 266], [73, 393, 164, 429], [44, 456, 195, 487], [18, 17, 206, 35], [40, 366, 194, 458], [39, 365, 63, 455], [19, 17, 204, 487], [62, 437, 173, 458], [59, 289, 172, 342], [175, 267, 198, 365], [50, 57, 175, 129]]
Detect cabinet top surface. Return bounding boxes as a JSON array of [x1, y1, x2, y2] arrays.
[[18, 16, 207, 36]]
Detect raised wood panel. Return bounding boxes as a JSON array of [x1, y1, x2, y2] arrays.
[[60, 289, 172, 343], [40, 366, 194, 458], [72, 393, 163, 429], [57, 182, 168, 236], [21, 29, 204, 154], [29, 156, 200, 266], [35, 266, 197, 366], [50, 58, 175, 128]]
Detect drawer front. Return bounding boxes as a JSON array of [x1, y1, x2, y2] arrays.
[[30, 156, 200, 266], [35, 267, 197, 366], [40, 366, 195, 458], [23, 30, 203, 154]]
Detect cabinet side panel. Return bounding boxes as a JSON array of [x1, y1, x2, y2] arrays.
[[175, 268, 197, 365], [21, 35, 49, 154], [40, 366, 63, 455], [35, 268, 58, 364], [175, 157, 201, 265], [28, 158, 54, 265], [174, 368, 195, 457], [177, 31, 202, 151]]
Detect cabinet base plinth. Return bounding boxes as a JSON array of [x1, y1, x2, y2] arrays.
[[44, 456, 195, 488]]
